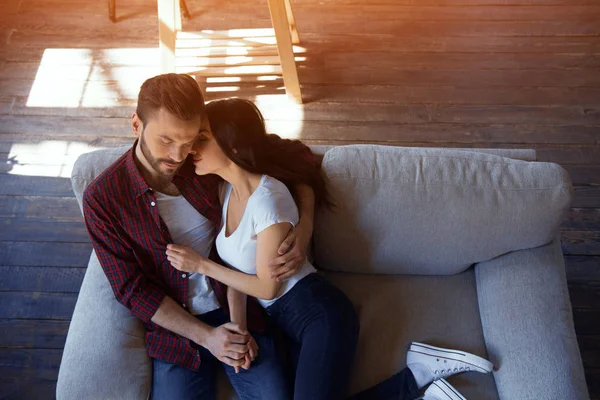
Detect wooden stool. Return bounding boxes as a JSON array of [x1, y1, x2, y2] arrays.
[[108, 0, 191, 22], [157, 0, 303, 103]]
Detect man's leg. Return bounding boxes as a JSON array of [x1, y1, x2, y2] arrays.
[[222, 329, 290, 400], [152, 309, 230, 400], [347, 368, 419, 400], [151, 347, 219, 400]]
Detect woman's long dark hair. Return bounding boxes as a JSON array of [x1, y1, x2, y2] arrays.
[[205, 98, 332, 208]]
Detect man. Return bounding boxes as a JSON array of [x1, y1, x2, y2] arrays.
[[83, 73, 314, 399]]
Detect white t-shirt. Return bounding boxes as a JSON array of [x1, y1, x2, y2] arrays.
[[154, 191, 221, 315], [216, 175, 316, 308]]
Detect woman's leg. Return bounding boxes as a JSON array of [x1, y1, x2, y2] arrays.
[[268, 274, 360, 400]]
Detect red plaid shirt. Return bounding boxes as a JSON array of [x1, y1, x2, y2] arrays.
[[82, 143, 266, 370]]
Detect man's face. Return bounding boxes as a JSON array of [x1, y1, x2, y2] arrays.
[[132, 108, 209, 178]]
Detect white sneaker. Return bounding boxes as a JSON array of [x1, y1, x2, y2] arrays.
[[423, 379, 467, 400], [407, 342, 493, 381]]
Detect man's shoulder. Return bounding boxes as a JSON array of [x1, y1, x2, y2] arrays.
[[83, 151, 131, 202]]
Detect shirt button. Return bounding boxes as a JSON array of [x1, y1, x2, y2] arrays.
[[150, 201, 156, 206], [182, 303, 187, 308], [182, 273, 187, 278]]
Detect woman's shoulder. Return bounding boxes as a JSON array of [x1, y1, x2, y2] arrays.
[[256, 175, 292, 198], [251, 176, 296, 213], [250, 175, 299, 231]]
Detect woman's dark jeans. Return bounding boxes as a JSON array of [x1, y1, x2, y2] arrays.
[[266, 273, 360, 400]]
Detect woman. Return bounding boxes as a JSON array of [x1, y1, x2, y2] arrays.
[[166, 98, 494, 400], [167, 98, 359, 400]]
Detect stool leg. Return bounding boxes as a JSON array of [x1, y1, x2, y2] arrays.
[[283, 0, 300, 44], [108, 0, 116, 22], [180, 0, 191, 19], [268, 0, 302, 103], [157, 0, 178, 72]]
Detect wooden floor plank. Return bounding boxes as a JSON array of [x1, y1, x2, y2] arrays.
[[2, 118, 599, 145], [0, 292, 77, 320], [565, 256, 600, 282], [563, 210, 600, 232], [0, 348, 62, 381], [0, 266, 85, 293], [569, 282, 600, 309], [562, 231, 600, 256], [0, 378, 57, 400], [563, 165, 600, 185], [0, 174, 74, 197], [0, 218, 88, 242], [8, 86, 600, 108], [573, 186, 600, 209], [0, 319, 70, 349], [0, 196, 81, 219], [573, 309, 600, 338], [6, 33, 600, 58], [0, 242, 92, 267]]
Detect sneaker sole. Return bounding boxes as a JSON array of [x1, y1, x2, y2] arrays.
[[409, 342, 493, 373], [433, 379, 467, 400]]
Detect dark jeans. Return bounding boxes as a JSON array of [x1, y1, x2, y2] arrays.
[[267, 273, 419, 400], [266, 273, 359, 400], [151, 308, 288, 400], [348, 368, 419, 400]]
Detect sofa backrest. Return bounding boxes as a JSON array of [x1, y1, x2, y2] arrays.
[[312, 145, 572, 276], [72, 144, 569, 277]]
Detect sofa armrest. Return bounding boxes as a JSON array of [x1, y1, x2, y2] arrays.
[[56, 252, 151, 400], [475, 237, 589, 400]]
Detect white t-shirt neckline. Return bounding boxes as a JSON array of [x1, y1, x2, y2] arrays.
[[223, 174, 267, 239]]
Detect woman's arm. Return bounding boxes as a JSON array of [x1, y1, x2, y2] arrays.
[[227, 286, 247, 330], [166, 222, 292, 300]]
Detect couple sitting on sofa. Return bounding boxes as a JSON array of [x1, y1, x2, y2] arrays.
[[83, 73, 493, 400]]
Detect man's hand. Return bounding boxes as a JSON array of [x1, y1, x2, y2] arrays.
[[201, 322, 250, 369], [166, 244, 206, 273], [269, 221, 312, 282], [237, 335, 259, 373]]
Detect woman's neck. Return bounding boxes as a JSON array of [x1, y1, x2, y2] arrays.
[[219, 164, 262, 201]]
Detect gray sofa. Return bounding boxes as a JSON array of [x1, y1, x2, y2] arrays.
[[57, 144, 589, 400]]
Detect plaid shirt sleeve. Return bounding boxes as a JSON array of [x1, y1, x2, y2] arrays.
[[83, 189, 166, 324]]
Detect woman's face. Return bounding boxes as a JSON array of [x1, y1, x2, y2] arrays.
[[191, 127, 232, 176]]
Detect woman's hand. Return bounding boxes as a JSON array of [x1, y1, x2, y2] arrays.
[[237, 335, 259, 373], [166, 244, 207, 273]]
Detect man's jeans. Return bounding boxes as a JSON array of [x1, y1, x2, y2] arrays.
[[151, 308, 288, 400]]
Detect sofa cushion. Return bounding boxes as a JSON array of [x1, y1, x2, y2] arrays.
[[325, 269, 498, 399], [314, 145, 572, 275]]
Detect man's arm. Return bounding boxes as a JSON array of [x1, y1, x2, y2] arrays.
[[269, 183, 315, 281], [151, 296, 249, 367], [83, 190, 167, 323], [82, 190, 248, 367]]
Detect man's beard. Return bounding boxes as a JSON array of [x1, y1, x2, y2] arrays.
[[139, 133, 183, 177]]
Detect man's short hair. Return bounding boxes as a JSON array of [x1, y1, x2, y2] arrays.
[[136, 73, 206, 126]]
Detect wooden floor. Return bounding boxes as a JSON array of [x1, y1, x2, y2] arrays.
[[0, 0, 599, 398]]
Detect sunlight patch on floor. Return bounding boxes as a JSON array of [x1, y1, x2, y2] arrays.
[[7, 141, 106, 178]]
